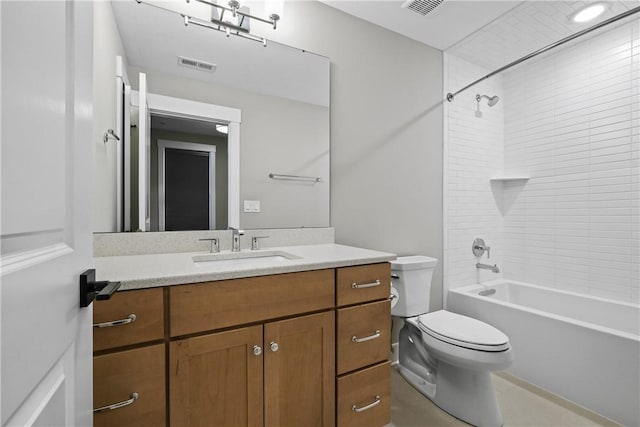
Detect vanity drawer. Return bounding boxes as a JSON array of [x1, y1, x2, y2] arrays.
[[336, 263, 390, 307], [170, 269, 335, 337], [337, 361, 391, 427], [94, 344, 166, 427], [337, 300, 390, 375], [93, 288, 164, 352]]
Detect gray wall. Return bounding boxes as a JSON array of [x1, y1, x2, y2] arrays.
[[93, 1, 127, 232], [99, 0, 444, 308], [267, 2, 444, 310]]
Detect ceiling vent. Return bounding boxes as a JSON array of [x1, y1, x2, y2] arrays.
[[401, 0, 445, 16], [178, 56, 217, 72]]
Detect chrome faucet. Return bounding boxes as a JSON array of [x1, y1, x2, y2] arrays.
[[476, 263, 500, 273], [199, 237, 219, 253], [229, 227, 244, 252]]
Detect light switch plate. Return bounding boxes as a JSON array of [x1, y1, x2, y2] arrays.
[[244, 200, 260, 213]]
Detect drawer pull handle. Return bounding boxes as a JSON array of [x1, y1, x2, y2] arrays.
[[352, 330, 381, 343], [352, 395, 381, 413], [352, 279, 381, 289], [93, 314, 137, 328], [94, 392, 139, 413]]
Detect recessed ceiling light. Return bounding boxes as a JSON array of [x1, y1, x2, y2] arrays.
[[216, 124, 228, 134], [571, 3, 606, 23]]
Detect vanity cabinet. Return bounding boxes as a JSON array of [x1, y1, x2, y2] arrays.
[[94, 344, 166, 427], [170, 325, 264, 426], [170, 311, 335, 427], [263, 311, 335, 427], [93, 288, 166, 427], [94, 263, 390, 427], [170, 271, 335, 427], [335, 264, 391, 427]]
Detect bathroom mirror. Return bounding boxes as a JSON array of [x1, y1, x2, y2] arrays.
[[97, 0, 330, 232]]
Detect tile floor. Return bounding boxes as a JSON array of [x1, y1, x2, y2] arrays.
[[390, 368, 620, 427]]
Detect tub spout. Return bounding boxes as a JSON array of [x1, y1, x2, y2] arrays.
[[476, 262, 500, 273]]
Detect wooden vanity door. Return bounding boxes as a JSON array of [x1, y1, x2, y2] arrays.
[[264, 311, 335, 427], [170, 325, 264, 427]]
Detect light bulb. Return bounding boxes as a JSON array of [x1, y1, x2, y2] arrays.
[[571, 3, 606, 23]]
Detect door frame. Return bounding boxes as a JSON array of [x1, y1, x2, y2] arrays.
[[130, 91, 241, 229], [157, 139, 217, 231]]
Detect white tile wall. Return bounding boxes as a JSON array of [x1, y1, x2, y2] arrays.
[[444, 55, 505, 291], [445, 19, 639, 304], [502, 20, 639, 303]]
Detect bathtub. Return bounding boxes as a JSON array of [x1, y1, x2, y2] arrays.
[[448, 280, 640, 427]]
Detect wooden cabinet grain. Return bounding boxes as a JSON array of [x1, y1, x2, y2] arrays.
[[170, 311, 335, 427], [335, 264, 391, 427], [94, 262, 390, 427], [93, 344, 165, 427], [264, 311, 335, 427], [93, 287, 164, 352], [170, 325, 264, 427]]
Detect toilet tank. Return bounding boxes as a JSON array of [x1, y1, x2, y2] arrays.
[[391, 256, 438, 317]]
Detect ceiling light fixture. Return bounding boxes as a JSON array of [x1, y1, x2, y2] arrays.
[[137, 0, 283, 46], [186, 0, 283, 45], [571, 3, 606, 23], [216, 124, 229, 134]]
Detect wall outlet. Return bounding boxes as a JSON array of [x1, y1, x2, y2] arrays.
[[244, 200, 260, 213]]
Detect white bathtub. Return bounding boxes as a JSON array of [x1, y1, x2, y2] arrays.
[[448, 280, 640, 426]]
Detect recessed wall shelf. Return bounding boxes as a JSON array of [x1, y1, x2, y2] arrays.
[[489, 176, 530, 182]]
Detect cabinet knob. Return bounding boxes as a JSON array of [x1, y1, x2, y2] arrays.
[[253, 345, 262, 356], [270, 341, 279, 352]]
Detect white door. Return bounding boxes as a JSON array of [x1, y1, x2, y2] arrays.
[[138, 73, 151, 232], [1, 1, 94, 426]]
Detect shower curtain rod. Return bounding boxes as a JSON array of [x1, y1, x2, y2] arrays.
[[446, 5, 640, 102]]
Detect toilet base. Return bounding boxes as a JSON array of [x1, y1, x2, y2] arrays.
[[398, 322, 504, 427], [434, 362, 503, 427], [399, 361, 504, 427]]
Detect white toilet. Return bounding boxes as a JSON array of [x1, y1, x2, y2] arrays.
[[391, 256, 513, 427]]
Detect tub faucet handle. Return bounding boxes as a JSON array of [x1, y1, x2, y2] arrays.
[[472, 238, 490, 258]]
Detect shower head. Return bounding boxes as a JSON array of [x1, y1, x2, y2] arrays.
[[476, 94, 500, 107]]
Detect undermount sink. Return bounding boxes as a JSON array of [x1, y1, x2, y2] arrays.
[[192, 250, 300, 267]]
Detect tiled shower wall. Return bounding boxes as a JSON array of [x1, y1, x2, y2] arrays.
[[445, 20, 639, 304], [444, 55, 505, 291], [501, 21, 639, 302]]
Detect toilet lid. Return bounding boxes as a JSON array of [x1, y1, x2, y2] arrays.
[[417, 311, 510, 352]]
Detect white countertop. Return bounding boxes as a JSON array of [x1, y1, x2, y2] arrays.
[[94, 244, 396, 290]]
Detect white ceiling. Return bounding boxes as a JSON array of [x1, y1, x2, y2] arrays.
[[447, 0, 640, 70], [319, 0, 640, 70], [318, 0, 523, 50]]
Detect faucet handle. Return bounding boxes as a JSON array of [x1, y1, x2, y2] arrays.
[[472, 238, 491, 258], [199, 238, 220, 253], [251, 236, 269, 250], [228, 227, 245, 235]]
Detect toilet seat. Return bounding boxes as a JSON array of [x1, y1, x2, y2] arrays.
[[417, 310, 509, 352]]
